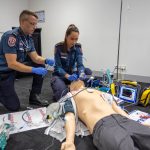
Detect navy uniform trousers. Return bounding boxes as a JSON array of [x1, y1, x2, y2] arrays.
[[0, 63, 44, 111], [93, 114, 150, 150], [51, 68, 92, 101]]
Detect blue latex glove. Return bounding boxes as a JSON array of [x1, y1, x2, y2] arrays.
[[68, 73, 78, 81], [79, 72, 86, 80], [32, 67, 48, 76], [45, 58, 55, 66]]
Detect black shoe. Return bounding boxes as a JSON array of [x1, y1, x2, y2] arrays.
[[29, 93, 49, 107]]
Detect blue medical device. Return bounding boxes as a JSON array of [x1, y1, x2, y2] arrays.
[[118, 85, 137, 103]]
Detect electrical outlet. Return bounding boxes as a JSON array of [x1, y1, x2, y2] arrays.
[[120, 66, 126, 71], [115, 66, 126, 71]]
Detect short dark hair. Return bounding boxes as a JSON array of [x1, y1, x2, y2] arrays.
[[19, 10, 38, 22]]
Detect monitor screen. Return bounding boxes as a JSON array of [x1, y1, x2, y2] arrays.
[[122, 88, 133, 97], [119, 86, 137, 103]]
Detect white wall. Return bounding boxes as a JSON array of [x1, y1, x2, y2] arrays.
[[29, 0, 121, 73], [1, 0, 150, 81], [0, 0, 29, 35], [120, 0, 150, 77]]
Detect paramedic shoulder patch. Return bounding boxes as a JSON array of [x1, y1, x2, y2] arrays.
[[8, 36, 16, 47]]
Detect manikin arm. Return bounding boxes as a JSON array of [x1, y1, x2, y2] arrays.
[[61, 112, 76, 150], [112, 101, 150, 127], [141, 122, 150, 127], [112, 101, 129, 118]]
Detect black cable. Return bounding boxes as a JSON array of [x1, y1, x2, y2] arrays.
[[116, 0, 123, 80], [61, 87, 89, 102], [22, 111, 31, 124]]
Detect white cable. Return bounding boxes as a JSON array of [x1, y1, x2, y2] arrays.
[[60, 88, 69, 98], [87, 76, 94, 83]]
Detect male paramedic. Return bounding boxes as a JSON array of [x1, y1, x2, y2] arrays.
[[61, 80, 150, 150], [0, 10, 54, 111]]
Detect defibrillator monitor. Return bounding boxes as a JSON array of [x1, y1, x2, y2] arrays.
[[118, 86, 137, 103]]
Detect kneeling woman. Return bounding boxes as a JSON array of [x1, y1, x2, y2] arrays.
[[51, 24, 92, 101]]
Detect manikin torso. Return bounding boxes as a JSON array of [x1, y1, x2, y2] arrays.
[[71, 89, 116, 133]]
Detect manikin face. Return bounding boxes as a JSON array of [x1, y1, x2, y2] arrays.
[[66, 31, 79, 49], [20, 15, 38, 35]]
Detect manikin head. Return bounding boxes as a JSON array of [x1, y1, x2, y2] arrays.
[[46, 80, 84, 120], [70, 80, 85, 92]]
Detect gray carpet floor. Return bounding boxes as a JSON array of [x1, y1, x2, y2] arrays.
[[0, 72, 53, 114], [0, 72, 97, 150], [1, 72, 150, 150], [1, 71, 150, 114]]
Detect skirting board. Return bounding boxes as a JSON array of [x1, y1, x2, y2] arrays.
[[92, 71, 150, 83]]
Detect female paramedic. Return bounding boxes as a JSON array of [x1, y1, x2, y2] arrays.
[[51, 24, 92, 101]]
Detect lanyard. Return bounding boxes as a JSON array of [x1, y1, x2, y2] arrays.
[[20, 35, 29, 52], [20, 35, 30, 61]]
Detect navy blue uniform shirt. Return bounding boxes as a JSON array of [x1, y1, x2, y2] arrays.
[[0, 27, 35, 72], [54, 42, 85, 77]]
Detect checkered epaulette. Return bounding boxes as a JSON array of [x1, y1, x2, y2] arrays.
[[6, 28, 19, 37], [54, 42, 64, 53], [55, 41, 64, 48], [75, 43, 82, 48]]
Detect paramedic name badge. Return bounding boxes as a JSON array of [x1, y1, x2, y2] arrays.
[[8, 36, 16, 47]]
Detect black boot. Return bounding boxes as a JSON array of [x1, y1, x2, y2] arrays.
[[29, 92, 49, 107]]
